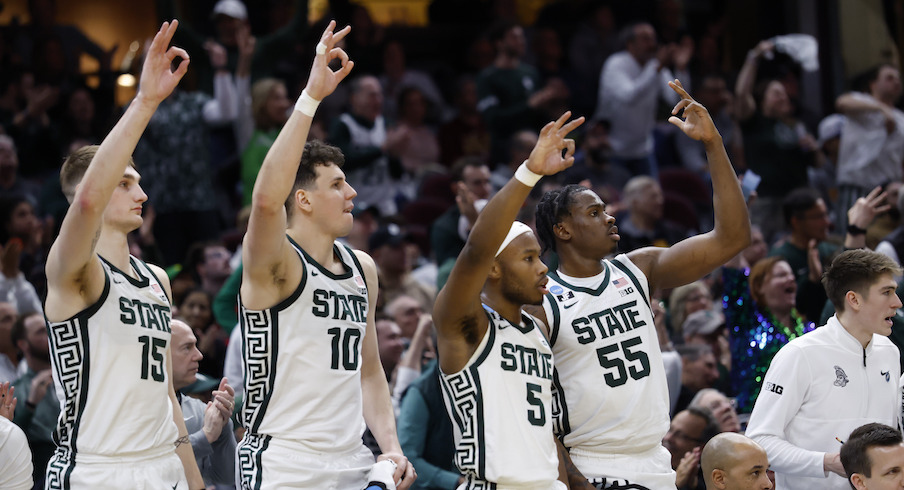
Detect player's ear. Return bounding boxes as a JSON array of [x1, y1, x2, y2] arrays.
[[711, 469, 727, 489], [553, 221, 571, 241], [845, 290, 861, 312], [488, 259, 502, 280], [296, 188, 312, 212]]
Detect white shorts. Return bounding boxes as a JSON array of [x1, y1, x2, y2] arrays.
[[237, 433, 374, 490], [45, 447, 187, 490], [569, 445, 676, 490], [456, 479, 567, 490]]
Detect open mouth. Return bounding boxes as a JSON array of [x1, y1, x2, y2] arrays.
[[609, 226, 620, 241], [538, 278, 549, 294]]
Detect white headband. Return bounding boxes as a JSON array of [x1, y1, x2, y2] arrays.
[[496, 221, 532, 257]]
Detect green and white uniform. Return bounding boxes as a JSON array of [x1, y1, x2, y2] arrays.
[[542, 254, 674, 490]]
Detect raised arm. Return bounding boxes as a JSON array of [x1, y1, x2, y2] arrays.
[[433, 112, 583, 373], [734, 41, 773, 121], [45, 21, 188, 318], [629, 80, 750, 291], [241, 21, 353, 306]]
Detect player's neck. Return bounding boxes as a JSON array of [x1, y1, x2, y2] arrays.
[[556, 248, 605, 278], [287, 225, 338, 269], [481, 290, 523, 325], [836, 312, 874, 349], [96, 227, 132, 274]]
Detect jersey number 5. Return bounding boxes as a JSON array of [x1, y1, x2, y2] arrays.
[[595, 336, 650, 387], [138, 335, 166, 382], [526, 383, 546, 426]]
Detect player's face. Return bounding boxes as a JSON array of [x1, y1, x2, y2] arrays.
[[170, 321, 203, 390], [309, 163, 357, 238], [497, 232, 549, 306], [561, 189, 619, 259], [854, 444, 904, 490], [105, 166, 147, 232], [722, 445, 773, 490], [855, 273, 902, 337]]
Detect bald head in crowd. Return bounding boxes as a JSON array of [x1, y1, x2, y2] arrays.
[[701, 432, 772, 490]]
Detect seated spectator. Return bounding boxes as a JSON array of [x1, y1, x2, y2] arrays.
[[669, 281, 714, 340], [11, 311, 55, 486], [0, 135, 39, 204], [371, 225, 436, 312], [0, 194, 46, 299], [682, 310, 731, 394], [430, 158, 493, 266], [379, 40, 446, 124], [438, 76, 490, 166], [170, 320, 236, 487], [723, 256, 815, 413], [0, 302, 18, 383], [177, 288, 227, 378], [376, 316, 405, 382], [616, 176, 690, 253], [398, 360, 461, 490], [665, 407, 721, 490], [674, 345, 720, 416], [329, 75, 416, 215], [385, 294, 424, 342], [240, 78, 291, 206], [385, 87, 441, 176], [689, 388, 741, 434], [0, 237, 43, 317], [841, 423, 904, 490], [183, 240, 233, 298], [559, 119, 631, 204], [700, 432, 772, 490]]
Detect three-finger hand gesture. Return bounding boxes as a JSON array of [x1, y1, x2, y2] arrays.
[[525, 111, 585, 176], [138, 20, 190, 105], [668, 79, 720, 144], [304, 20, 355, 101], [848, 185, 890, 229]]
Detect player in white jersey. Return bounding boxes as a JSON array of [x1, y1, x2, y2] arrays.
[[434, 111, 585, 490], [42, 21, 204, 490], [530, 80, 750, 490], [238, 21, 414, 489]]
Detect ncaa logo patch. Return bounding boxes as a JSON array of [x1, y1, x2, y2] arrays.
[[549, 285, 564, 296]]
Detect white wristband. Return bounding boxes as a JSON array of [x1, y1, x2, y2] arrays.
[[294, 90, 320, 117], [514, 161, 542, 187]]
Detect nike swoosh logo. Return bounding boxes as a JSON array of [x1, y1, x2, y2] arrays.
[[172, 484, 178, 490], [311, 269, 318, 276], [563, 302, 578, 309]]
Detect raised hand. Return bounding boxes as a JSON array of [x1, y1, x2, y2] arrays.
[[525, 111, 585, 176], [138, 20, 190, 105], [848, 185, 890, 230], [304, 20, 355, 101], [204, 41, 228, 71], [0, 381, 16, 421], [668, 79, 720, 144]]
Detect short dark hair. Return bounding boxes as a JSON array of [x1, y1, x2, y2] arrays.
[[285, 140, 346, 215], [450, 157, 488, 183], [853, 64, 898, 94], [618, 22, 652, 49], [487, 20, 520, 44], [822, 249, 902, 312], [183, 240, 226, 280], [535, 184, 588, 255], [11, 311, 41, 347], [61, 145, 137, 203], [685, 406, 721, 446], [782, 187, 821, 228], [676, 343, 713, 362], [841, 423, 903, 486]]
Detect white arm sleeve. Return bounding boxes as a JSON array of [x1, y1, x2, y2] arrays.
[[202, 72, 238, 126]]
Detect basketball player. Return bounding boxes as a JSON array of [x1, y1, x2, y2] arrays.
[[43, 21, 204, 489], [237, 21, 414, 489], [433, 111, 585, 489], [531, 80, 750, 489]]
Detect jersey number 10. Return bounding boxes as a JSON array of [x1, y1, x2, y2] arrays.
[[328, 327, 361, 370]]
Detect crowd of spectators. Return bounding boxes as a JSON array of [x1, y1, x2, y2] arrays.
[[3, 0, 904, 489]]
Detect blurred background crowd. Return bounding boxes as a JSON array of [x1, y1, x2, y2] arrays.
[[3, 0, 904, 488]]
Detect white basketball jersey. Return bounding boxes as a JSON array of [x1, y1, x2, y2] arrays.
[[542, 254, 669, 454], [46, 257, 177, 467], [239, 239, 368, 453], [440, 306, 559, 488]]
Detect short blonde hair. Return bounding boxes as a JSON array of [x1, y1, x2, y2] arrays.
[[61, 145, 136, 203]]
